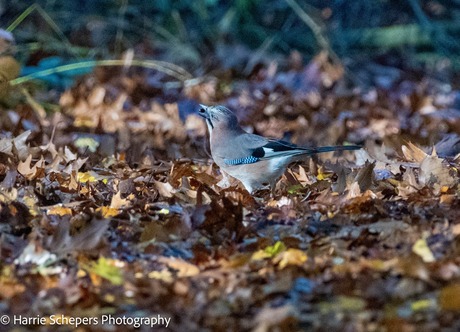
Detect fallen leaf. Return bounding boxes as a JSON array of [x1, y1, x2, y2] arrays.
[[82, 257, 124, 286], [148, 269, 174, 283], [17, 155, 45, 180], [96, 206, 119, 218], [253, 304, 298, 332], [158, 257, 200, 277], [154, 180, 175, 198], [401, 142, 428, 162], [47, 206, 73, 216], [439, 283, 460, 311], [110, 191, 130, 209], [273, 249, 308, 269], [412, 236, 435, 263], [419, 155, 456, 192]]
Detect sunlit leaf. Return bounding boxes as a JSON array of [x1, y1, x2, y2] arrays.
[[74, 137, 99, 152], [265, 241, 286, 257], [158, 257, 200, 277], [319, 296, 366, 313], [96, 206, 119, 218], [251, 250, 272, 261], [148, 270, 173, 283], [411, 298, 436, 312], [83, 257, 124, 286], [401, 142, 428, 162], [412, 236, 435, 263], [110, 191, 130, 209], [158, 208, 170, 214], [47, 206, 73, 216], [77, 171, 107, 183], [317, 166, 332, 180], [274, 249, 307, 269]]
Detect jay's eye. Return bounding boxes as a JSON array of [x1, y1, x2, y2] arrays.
[[199, 108, 206, 114]]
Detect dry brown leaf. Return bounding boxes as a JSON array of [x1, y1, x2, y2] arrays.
[[295, 165, 311, 186], [439, 283, 460, 311], [253, 304, 298, 332], [68, 172, 79, 191], [110, 191, 130, 209], [0, 130, 31, 159], [13, 130, 32, 160], [440, 194, 455, 205], [398, 168, 420, 197], [354, 160, 375, 192], [419, 155, 456, 193], [395, 255, 430, 281], [158, 257, 200, 277], [401, 142, 428, 163], [17, 155, 45, 180], [452, 224, 460, 236], [154, 180, 175, 198], [64, 146, 78, 162], [345, 181, 361, 199], [88, 86, 106, 107]]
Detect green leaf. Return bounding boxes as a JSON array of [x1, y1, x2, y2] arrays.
[[84, 257, 124, 286], [264, 241, 286, 257]]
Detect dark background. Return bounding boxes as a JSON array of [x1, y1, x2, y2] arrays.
[[3, 0, 460, 75]]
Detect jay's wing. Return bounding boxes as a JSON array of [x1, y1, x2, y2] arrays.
[[224, 134, 311, 165], [224, 133, 361, 166]]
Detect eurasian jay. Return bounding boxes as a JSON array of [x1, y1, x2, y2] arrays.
[[198, 104, 361, 193]]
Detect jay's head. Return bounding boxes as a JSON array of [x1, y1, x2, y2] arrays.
[[198, 105, 239, 133]]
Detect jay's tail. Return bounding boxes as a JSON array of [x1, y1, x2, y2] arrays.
[[307, 145, 362, 154]]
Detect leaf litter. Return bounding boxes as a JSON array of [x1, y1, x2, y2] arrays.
[[1, 50, 460, 331]]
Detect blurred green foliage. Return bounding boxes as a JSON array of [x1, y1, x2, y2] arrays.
[[2, 0, 460, 66]]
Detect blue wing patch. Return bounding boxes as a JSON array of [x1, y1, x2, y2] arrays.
[[224, 155, 260, 165]]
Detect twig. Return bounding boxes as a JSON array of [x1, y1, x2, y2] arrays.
[[284, 0, 367, 85], [284, 0, 340, 65]]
